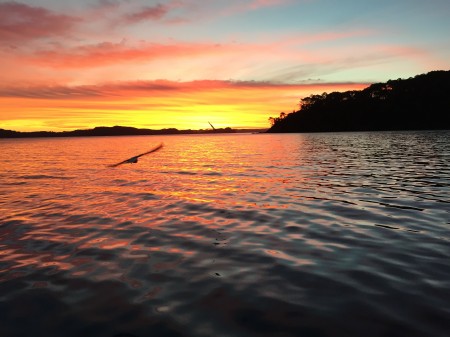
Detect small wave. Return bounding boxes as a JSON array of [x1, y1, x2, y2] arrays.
[[18, 174, 73, 180], [363, 199, 424, 211], [174, 170, 197, 175]]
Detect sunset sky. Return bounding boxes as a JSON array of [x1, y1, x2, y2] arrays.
[[1, 0, 449, 131]]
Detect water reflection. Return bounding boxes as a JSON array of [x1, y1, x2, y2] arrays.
[[0, 131, 449, 337]]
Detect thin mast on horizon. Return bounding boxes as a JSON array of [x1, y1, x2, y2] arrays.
[[208, 121, 216, 130]]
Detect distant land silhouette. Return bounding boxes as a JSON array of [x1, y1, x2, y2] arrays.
[[0, 126, 267, 138], [267, 70, 450, 133]]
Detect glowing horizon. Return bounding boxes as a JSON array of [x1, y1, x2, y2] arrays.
[[1, 0, 449, 132], [0, 80, 368, 132]]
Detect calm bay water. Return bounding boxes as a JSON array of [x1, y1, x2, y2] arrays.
[[1, 131, 449, 337]]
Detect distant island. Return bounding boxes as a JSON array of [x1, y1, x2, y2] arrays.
[[267, 70, 450, 133], [0, 125, 267, 138]]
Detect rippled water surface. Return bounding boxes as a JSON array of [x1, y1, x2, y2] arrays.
[[1, 131, 449, 337]]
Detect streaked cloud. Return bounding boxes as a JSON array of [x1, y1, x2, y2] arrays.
[[0, 79, 367, 99], [23, 40, 226, 68], [11, 29, 375, 76]]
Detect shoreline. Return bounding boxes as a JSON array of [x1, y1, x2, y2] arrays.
[[0, 126, 269, 139]]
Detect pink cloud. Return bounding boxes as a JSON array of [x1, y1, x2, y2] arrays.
[[123, 4, 171, 23], [5, 30, 392, 84], [0, 1, 80, 43], [24, 40, 229, 68], [17, 33, 329, 70], [95, 1, 190, 26]]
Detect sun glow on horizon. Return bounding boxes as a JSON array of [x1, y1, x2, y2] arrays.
[[0, 81, 368, 132]]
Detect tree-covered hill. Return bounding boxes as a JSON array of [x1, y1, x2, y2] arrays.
[[267, 70, 450, 133]]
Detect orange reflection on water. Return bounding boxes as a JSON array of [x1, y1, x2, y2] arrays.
[[265, 249, 314, 266], [158, 190, 215, 203], [0, 134, 318, 287], [99, 240, 129, 249]]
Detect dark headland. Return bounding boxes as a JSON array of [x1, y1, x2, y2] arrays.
[[267, 70, 450, 133]]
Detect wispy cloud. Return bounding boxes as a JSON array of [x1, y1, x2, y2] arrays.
[[17, 29, 367, 69], [96, 0, 193, 26], [0, 79, 368, 99], [23, 40, 227, 68], [123, 3, 171, 23]]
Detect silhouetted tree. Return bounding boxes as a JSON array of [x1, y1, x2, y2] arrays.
[[268, 70, 450, 133], [268, 111, 288, 126]]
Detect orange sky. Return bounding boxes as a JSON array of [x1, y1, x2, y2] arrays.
[[0, 81, 367, 131], [1, 1, 448, 132]]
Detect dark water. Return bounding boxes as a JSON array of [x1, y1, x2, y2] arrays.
[[1, 131, 449, 337]]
